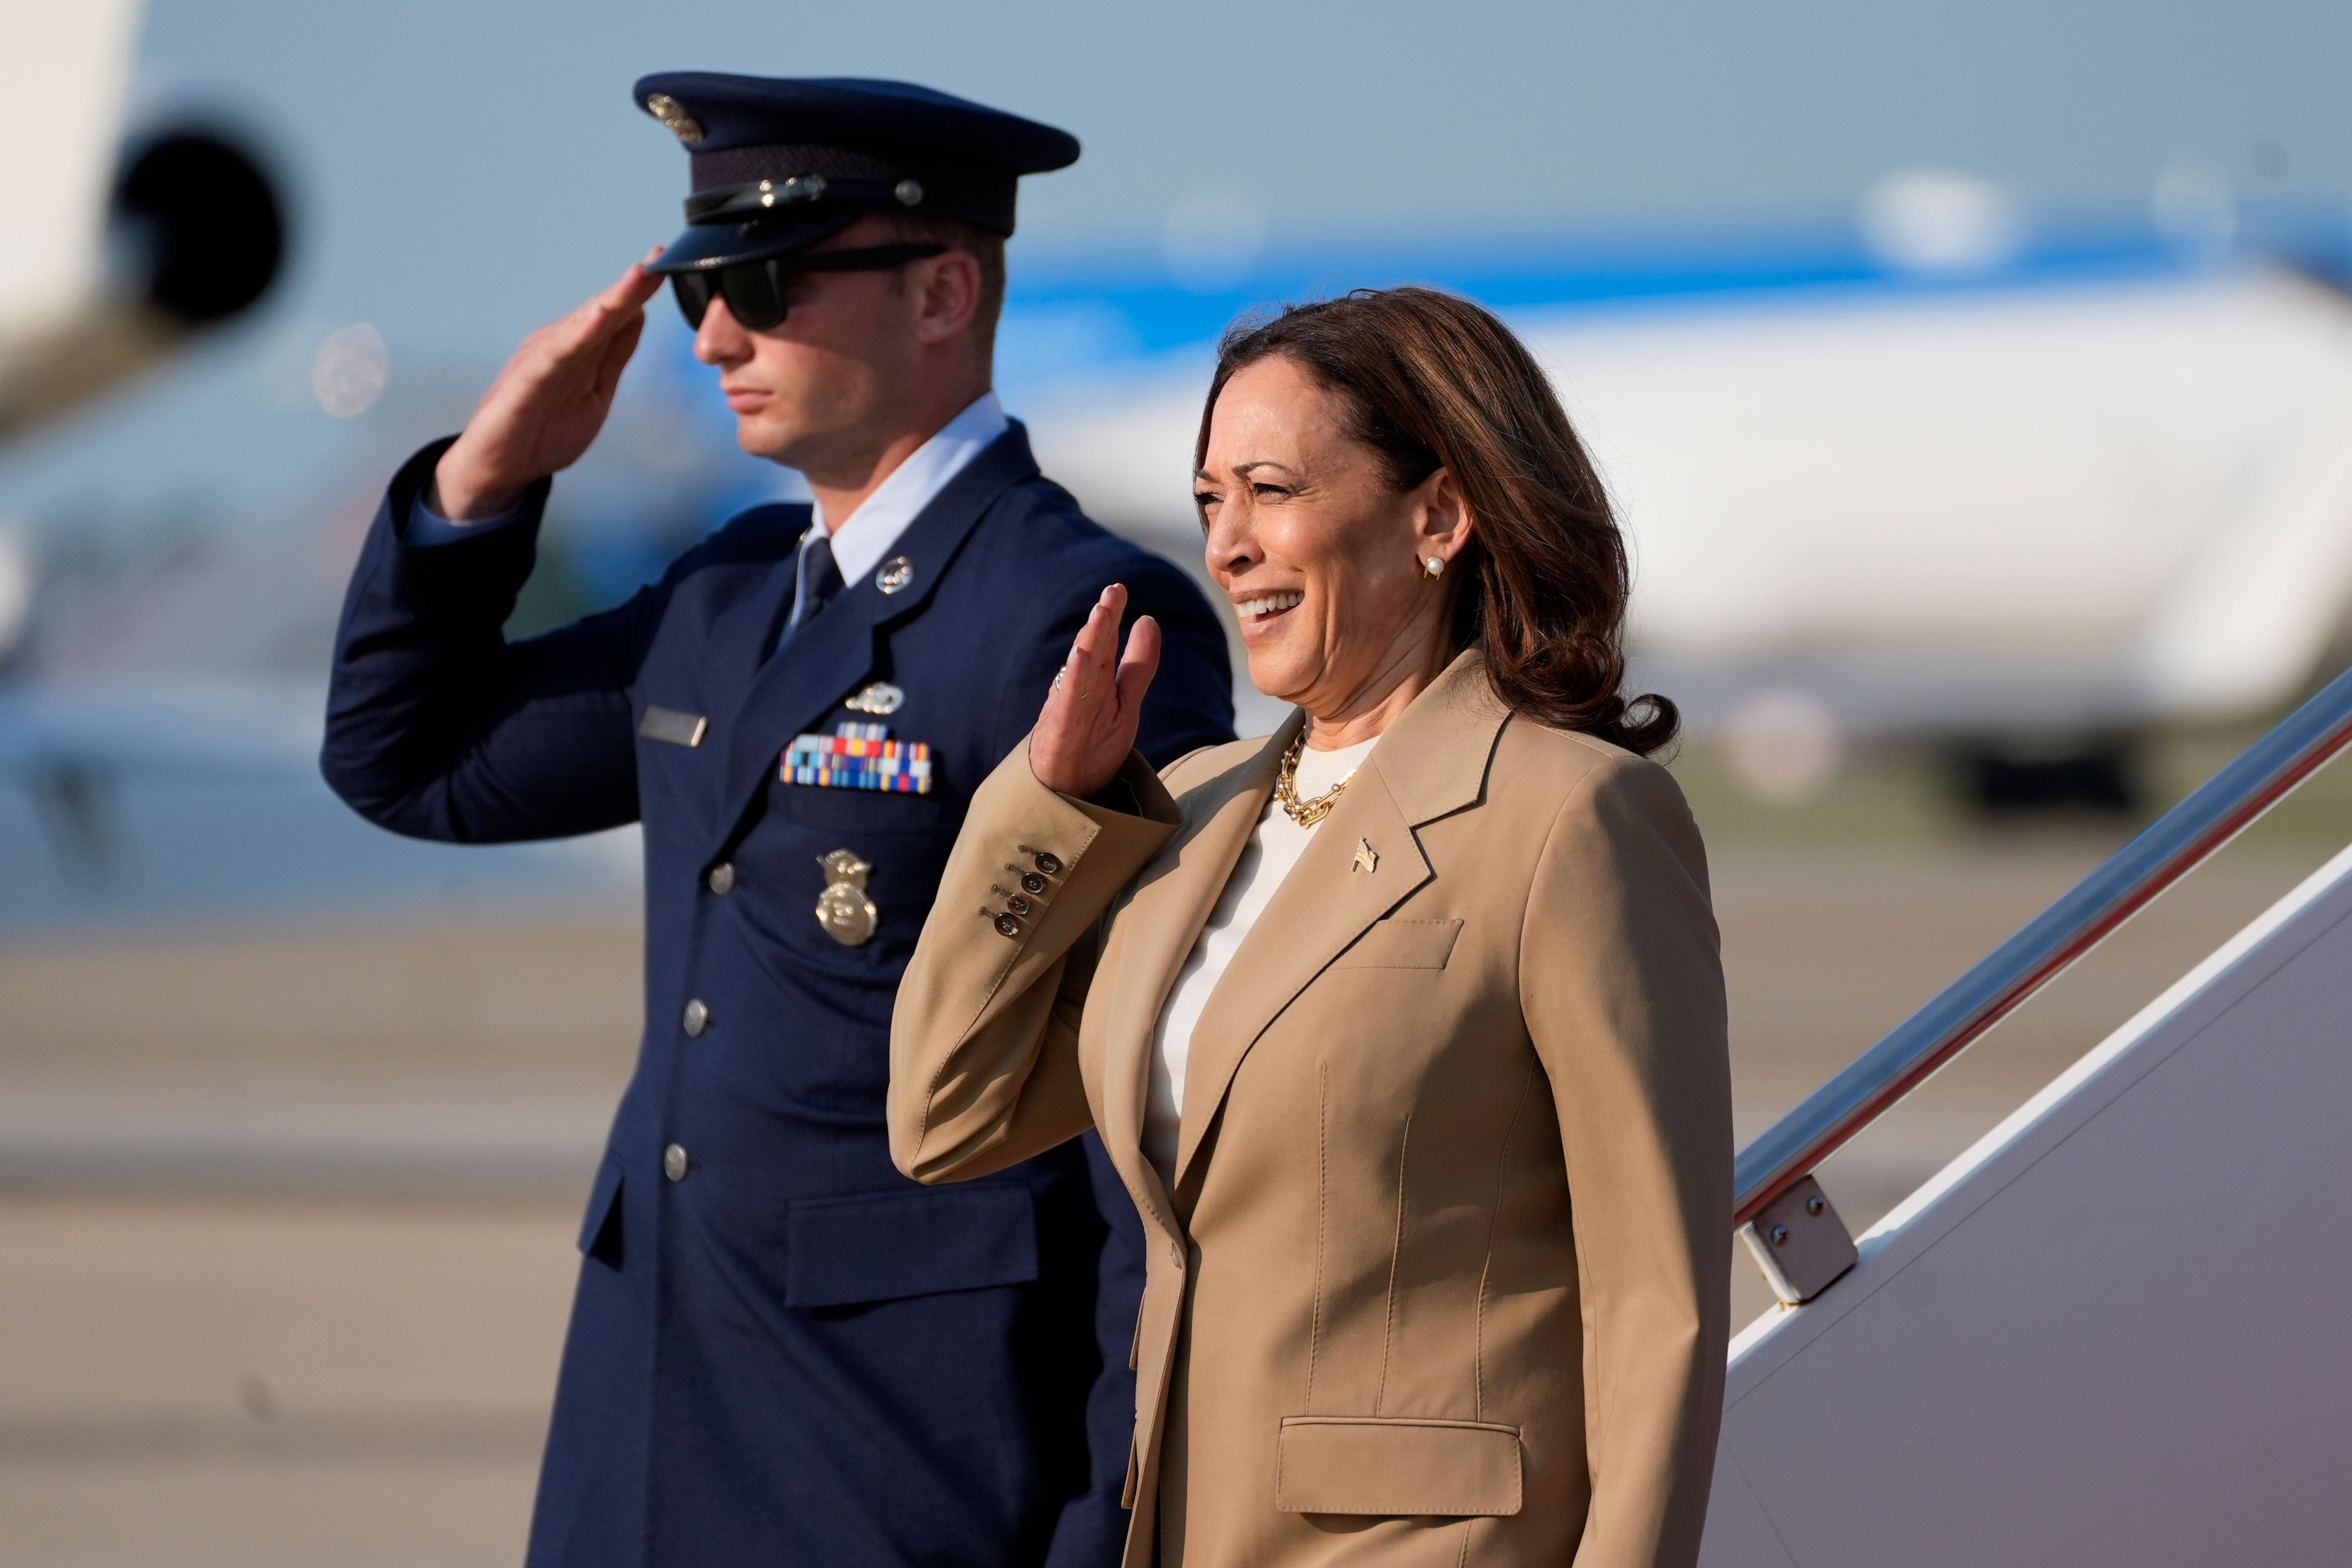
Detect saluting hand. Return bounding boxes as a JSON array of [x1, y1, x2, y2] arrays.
[[1030, 584, 1161, 799], [432, 251, 667, 520]]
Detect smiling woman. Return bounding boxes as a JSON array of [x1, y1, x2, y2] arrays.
[[892, 285, 1731, 1568], [1196, 286, 1676, 756]]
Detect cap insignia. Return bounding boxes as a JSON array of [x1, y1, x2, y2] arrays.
[[756, 175, 827, 209], [643, 93, 705, 145]]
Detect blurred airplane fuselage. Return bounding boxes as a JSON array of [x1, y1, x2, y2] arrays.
[[1010, 245, 2352, 747]]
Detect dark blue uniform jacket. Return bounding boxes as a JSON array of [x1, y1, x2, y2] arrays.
[[322, 424, 1233, 1568]]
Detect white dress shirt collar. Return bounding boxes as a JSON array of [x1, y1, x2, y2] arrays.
[[805, 391, 1009, 587]]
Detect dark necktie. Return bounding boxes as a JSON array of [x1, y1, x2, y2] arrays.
[[780, 533, 845, 652]]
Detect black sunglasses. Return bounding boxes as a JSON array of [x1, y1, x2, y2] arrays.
[[670, 243, 948, 332]]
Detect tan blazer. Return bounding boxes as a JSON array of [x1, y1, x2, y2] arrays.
[[889, 652, 1730, 1568]]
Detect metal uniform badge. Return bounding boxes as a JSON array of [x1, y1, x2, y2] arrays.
[[874, 556, 916, 595], [845, 681, 905, 715], [814, 848, 879, 946]]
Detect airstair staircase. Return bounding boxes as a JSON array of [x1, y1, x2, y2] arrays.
[[1700, 667, 2352, 1566]]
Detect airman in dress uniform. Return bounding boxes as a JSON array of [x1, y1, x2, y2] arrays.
[[320, 74, 1234, 1568]]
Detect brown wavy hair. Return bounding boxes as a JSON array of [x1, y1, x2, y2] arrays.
[[1197, 287, 1677, 756]]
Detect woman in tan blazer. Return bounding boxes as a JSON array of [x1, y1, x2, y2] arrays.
[[889, 288, 1730, 1568]]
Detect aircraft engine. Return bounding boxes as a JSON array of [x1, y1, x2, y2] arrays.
[[0, 125, 288, 437], [113, 129, 285, 331]]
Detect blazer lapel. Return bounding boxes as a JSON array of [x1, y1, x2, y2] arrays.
[[1169, 768, 1428, 1188], [1171, 651, 1510, 1191], [1095, 717, 1297, 1224], [704, 424, 1043, 863]]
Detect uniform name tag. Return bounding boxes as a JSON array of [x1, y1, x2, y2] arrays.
[[639, 706, 708, 747], [783, 722, 933, 794]]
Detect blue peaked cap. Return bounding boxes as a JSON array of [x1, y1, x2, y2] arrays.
[[631, 74, 1080, 273]]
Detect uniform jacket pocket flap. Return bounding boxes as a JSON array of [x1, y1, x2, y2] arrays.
[[578, 1154, 625, 1256], [786, 1185, 1038, 1310], [1332, 918, 1464, 970], [1275, 1416, 1522, 1517]]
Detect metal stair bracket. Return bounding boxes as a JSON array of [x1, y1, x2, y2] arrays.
[[1733, 662, 2352, 1306], [1740, 1175, 1856, 1306]]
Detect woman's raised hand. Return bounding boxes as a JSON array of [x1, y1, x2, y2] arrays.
[[1030, 584, 1161, 799]]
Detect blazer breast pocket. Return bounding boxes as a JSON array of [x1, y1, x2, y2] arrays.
[[1331, 918, 1463, 970]]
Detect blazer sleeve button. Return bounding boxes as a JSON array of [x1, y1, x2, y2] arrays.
[[993, 913, 1022, 938], [1033, 851, 1063, 876]]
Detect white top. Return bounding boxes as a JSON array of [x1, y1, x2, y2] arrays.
[[1142, 733, 1378, 1188], [802, 390, 1007, 590]]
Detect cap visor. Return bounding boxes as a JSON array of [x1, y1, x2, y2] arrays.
[[646, 212, 858, 273]]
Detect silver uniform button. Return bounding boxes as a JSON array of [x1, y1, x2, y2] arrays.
[[663, 1144, 690, 1182], [707, 862, 735, 895], [682, 998, 710, 1036]]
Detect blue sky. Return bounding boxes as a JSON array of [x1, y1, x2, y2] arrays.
[[135, 0, 2352, 354]]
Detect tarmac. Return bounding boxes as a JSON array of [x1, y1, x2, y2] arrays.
[[3, 739, 2343, 1564]]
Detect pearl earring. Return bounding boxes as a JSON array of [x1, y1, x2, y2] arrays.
[[1423, 555, 1445, 580]]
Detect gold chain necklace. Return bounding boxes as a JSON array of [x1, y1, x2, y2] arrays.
[[1273, 731, 1360, 828]]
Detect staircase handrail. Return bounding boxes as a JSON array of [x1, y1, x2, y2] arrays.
[[1735, 663, 2352, 1231]]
